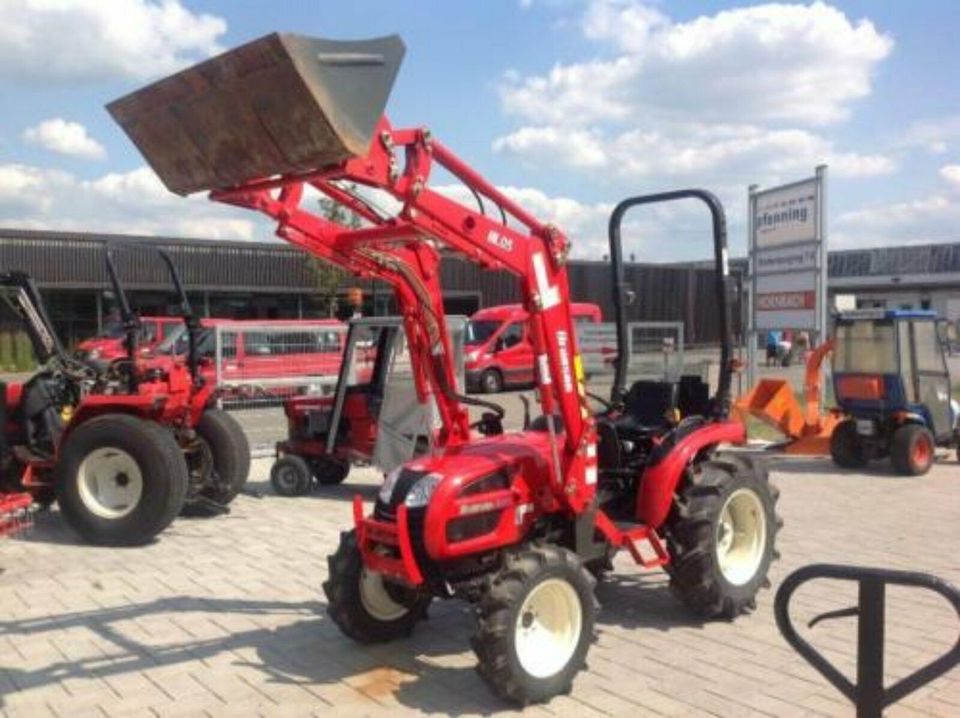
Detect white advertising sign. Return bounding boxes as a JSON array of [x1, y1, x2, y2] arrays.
[[747, 168, 827, 379], [753, 179, 818, 249]]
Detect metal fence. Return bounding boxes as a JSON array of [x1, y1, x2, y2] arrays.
[[580, 321, 686, 381], [211, 322, 347, 410]]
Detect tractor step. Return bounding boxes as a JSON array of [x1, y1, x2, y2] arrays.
[[596, 513, 670, 569]]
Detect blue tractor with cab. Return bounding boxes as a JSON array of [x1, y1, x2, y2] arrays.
[[829, 309, 959, 476]]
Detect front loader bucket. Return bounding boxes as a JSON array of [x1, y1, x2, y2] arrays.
[[108, 33, 405, 195]]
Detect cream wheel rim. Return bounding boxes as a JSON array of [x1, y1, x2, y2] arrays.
[[514, 578, 582, 679], [359, 568, 409, 622], [716, 488, 767, 586], [77, 447, 144, 520]]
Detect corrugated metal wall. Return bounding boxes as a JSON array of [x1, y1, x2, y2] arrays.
[[0, 228, 741, 344]]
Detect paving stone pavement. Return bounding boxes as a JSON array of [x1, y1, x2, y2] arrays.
[[1, 454, 958, 717]]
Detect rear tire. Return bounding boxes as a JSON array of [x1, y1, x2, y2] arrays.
[[323, 530, 430, 643], [830, 419, 868, 469], [195, 409, 250, 505], [665, 457, 780, 618], [270, 455, 312, 496], [310, 456, 350, 485], [890, 424, 935, 476], [55, 414, 188, 546], [471, 544, 597, 704], [480, 369, 504, 394]]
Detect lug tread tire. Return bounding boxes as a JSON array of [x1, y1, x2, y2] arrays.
[[830, 419, 868, 469], [196, 409, 250, 504], [890, 424, 935, 476], [270, 455, 312, 497], [322, 530, 430, 643], [55, 414, 189, 546], [471, 543, 598, 705], [665, 456, 780, 619]]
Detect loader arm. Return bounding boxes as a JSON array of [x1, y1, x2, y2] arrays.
[[210, 119, 597, 507], [109, 32, 597, 510]]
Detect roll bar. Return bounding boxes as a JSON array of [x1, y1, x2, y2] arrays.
[[608, 189, 733, 418]]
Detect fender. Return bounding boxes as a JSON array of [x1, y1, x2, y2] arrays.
[[635, 419, 745, 529], [69, 394, 167, 430]]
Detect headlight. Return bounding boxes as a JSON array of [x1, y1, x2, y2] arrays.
[[378, 466, 403, 503], [88, 349, 101, 360], [466, 350, 479, 363], [404, 473, 442, 508]]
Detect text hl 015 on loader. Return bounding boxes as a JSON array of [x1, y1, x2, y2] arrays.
[[112, 32, 781, 704]]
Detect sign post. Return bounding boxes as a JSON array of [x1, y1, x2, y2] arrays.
[[746, 166, 828, 390]]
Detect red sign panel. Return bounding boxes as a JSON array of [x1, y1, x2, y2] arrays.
[[756, 291, 815, 311]]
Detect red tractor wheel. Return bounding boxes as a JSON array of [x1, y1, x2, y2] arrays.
[[323, 529, 430, 643], [471, 544, 598, 704], [890, 424, 935, 476], [270, 455, 312, 497], [192, 409, 251, 506], [664, 456, 780, 618]]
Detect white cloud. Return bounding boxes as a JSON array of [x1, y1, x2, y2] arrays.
[[495, 122, 895, 180], [939, 164, 960, 190], [22, 118, 106, 160], [897, 116, 960, 155], [502, 0, 892, 127], [0, 164, 255, 240], [836, 186, 960, 248], [0, 0, 226, 83]]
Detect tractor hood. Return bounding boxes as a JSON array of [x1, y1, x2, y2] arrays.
[[108, 33, 405, 195]]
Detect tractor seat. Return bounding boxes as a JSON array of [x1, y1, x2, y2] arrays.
[[677, 375, 711, 418], [612, 380, 679, 435]]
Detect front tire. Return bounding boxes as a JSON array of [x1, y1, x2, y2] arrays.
[[323, 530, 430, 643], [55, 414, 189, 545], [471, 544, 597, 704], [270, 455, 312, 496], [194, 409, 250, 505], [830, 419, 868, 469], [890, 424, 935, 476], [665, 457, 780, 618]]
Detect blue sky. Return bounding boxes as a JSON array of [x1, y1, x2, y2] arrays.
[[1, 0, 959, 260]]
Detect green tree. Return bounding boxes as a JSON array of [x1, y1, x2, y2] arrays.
[[304, 189, 362, 317]]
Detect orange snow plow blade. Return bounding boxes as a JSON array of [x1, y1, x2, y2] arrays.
[[734, 340, 838, 455], [107, 33, 405, 195]]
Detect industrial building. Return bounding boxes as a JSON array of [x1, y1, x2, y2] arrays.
[[0, 226, 956, 347]]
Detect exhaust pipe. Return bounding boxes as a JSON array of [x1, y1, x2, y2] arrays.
[[108, 33, 405, 195]]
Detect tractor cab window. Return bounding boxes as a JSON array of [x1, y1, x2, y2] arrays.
[[834, 320, 897, 374], [912, 320, 947, 374]]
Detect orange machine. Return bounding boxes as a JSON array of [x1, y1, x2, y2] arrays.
[[735, 340, 838, 454]]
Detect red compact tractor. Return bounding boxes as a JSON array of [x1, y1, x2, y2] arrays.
[[112, 33, 780, 703], [0, 248, 248, 544], [271, 316, 467, 495]]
